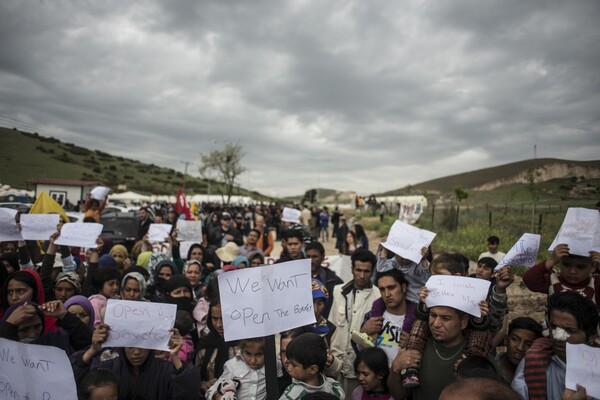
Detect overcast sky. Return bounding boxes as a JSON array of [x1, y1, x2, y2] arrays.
[[1, 0, 599, 197]]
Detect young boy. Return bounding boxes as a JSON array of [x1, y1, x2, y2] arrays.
[[280, 333, 345, 400], [522, 243, 600, 310], [206, 337, 281, 400]]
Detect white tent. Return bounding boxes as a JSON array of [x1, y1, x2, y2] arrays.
[[110, 191, 152, 202]]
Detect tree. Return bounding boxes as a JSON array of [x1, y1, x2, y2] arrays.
[[199, 142, 246, 204]]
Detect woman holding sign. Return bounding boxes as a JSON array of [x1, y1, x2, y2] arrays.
[[72, 324, 201, 400]]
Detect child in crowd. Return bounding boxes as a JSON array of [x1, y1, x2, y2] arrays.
[[77, 368, 119, 400], [88, 266, 121, 328], [205, 337, 280, 400], [397, 253, 512, 388], [309, 279, 336, 343], [280, 332, 345, 400], [354, 243, 431, 347], [352, 348, 393, 400], [522, 243, 600, 310]]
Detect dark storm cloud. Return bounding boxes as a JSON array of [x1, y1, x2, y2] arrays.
[[0, 0, 598, 196]]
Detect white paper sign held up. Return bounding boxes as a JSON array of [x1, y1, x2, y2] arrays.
[[0, 337, 78, 399], [20, 213, 60, 241], [55, 222, 103, 248], [103, 300, 176, 351], [496, 233, 540, 271], [148, 223, 172, 242], [566, 343, 600, 398], [549, 208, 600, 256], [281, 207, 301, 223], [381, 220, 436, 264], [176, 220, 203, 242], [218, 259, 314, 342], [424, 275, 490, 318]]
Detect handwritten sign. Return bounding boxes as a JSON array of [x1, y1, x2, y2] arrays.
[[0, 208, 22, 241], [20, 214, 60, 241], [176, 220, 203, 242], [90, 186, 110, 201], [381, 220, 436, 264], [148, 223, 172, 242], [424, 275, 490, 318], [55, 222, 103, 248], [549, 208, 600, 257], [0, 337, 77, 399], [103, 300, 176, 351], [218, 259, 314, 342], [495, 233, 540, 271], [566, 343, 600, 398], [281, 207, 301, 224], [325, 254, 353, 284]]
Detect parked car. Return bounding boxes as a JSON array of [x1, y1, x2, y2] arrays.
[[0, 202, 33, 213], [100, 212, 139, 252]]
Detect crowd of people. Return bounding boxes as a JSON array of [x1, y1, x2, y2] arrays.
[[0, 200, 599, 400]]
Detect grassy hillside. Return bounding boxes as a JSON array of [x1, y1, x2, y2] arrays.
[[382, 158, 600, 194], [0, 127, 270, 199]]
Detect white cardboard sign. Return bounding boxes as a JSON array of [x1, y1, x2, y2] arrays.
[[103, 300, 176, 351], [55, 222, 103, 248], [20, 214, 60, 241], [281, 207, 301, 223], [90, 186, 110, 201], [176, 220, 203, 242], [381, 220, 436, 264], [218, 259, 314, 342], [495, 233, 541, 271], [325, 254, 353, 284], [424, 275, 491, 318], [549, 208, 600, 256], [0, 208, 22, 241], [0, 337, 77, 399], [148, 223, 172, 242], [566, 343, 600, 398]]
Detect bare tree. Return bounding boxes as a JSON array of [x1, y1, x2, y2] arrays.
[[200, 142, 246, 204]]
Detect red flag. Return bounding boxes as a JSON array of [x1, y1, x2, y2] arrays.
[[175, 186, 192, 220]]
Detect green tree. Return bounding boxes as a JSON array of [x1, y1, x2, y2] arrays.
[[200, 142, 246, 204]]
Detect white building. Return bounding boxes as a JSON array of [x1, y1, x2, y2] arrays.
[[28, 178, 101, 207]]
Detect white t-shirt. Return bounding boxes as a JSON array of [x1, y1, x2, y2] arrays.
[[376, 310, 405, 365]]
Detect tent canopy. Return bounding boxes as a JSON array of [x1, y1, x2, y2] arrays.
[[110, 191, 151, 202]]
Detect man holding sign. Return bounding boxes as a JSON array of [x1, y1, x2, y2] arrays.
[[511, 292, 599, 400]]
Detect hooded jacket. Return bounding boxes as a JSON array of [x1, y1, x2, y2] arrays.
[[71, 347, 201, 400]]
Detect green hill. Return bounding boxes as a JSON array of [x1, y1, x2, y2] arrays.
[[0, 127, 269, 199]]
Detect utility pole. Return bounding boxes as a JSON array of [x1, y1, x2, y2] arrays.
[[180, 161, 191, 191]]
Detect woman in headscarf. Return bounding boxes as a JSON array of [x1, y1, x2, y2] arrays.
[[109, 244, 130, 273], [120, 271, 147, 302], [183, 259, 205, 300], [54, 271, 81, 303], [0, 269, 58, 332], [72, 324, 200, 400], [146, 260, 177, 303], [64, 295, 95, 331], [0, 300, 91, 354]]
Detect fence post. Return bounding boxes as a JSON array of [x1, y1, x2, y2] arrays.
[[489, 211, 492, 229], [538, 213, 543, 234], [431, 204, 435, 229]]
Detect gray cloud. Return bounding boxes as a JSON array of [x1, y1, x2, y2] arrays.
[[0, 0, 598, 197]]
